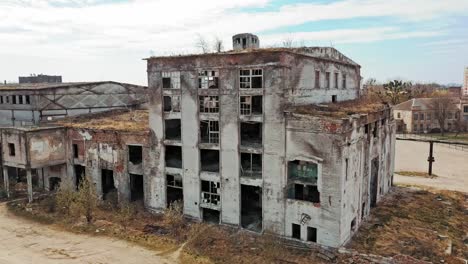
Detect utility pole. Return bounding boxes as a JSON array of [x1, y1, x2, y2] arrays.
[[427, 141, 435, 175]]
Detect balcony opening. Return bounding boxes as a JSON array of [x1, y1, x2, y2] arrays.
[[200, 149, 220, 172], [74, 165, 85, 190], [241, 185, 262, 232], [165, 146, 182, 168], [200, 120, 219, 144], [166, 174, 183, 207], [240, 96, 262, 115], [307, 227, 317, 242], [240, 152, 262, 178], [101, 169, 116, 200], [292, 224, 301, 239], [165, 119, 181, 140], [240, 122, 262, 148], [128, 145, 143, 165], [202, 208, 220, 224], [198, 70, 219, 89], [130, 174, 144, 201]]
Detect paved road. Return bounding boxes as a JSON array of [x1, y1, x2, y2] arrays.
[[394, 140, 468, 193], [0, 203, 173, 264]]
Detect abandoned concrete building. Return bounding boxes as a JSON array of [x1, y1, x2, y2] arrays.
[[0, 81, 148, 126], [18, 74, 62, 84], [146, 33, 395, 247], [0, 33, 395, 248]]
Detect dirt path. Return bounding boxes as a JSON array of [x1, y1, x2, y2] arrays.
[[0, 203, 175, 264], [394, 140, 468, 193]]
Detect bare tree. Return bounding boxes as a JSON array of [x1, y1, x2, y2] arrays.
[[213, 36, 224, 52], [430, 92, 455, 136], [282, 37, 294, 48], [375, 80, 412, 105], [195, 34, 210, 54]]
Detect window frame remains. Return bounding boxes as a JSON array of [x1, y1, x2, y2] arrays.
[[199, 96, 219, 113], [240, 69, 263, 89]]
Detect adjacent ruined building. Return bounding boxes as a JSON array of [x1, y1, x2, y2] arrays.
[[0, 34, 395, 248]]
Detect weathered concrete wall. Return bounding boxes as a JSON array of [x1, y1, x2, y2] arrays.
[[1, 129, 28, 168], [28, 129, 66, 168]]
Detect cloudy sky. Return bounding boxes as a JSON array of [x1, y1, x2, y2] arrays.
[[1, 0, 467, 86]]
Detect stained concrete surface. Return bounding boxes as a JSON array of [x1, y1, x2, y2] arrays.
[[0, 203, 173, 264], [394, 140, 468, 193]]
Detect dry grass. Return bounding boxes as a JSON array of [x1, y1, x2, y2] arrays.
[[396, 171, 438, 178], [348, 187, 468, 263], [291, 98, 387, 118], [53, 110, 148, 132]]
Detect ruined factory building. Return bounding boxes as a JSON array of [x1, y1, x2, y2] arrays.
[[0, 81, 148, 126], [145, 33, 396, 247]]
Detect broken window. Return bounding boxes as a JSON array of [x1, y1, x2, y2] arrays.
[[334, 72, 339, 88], [240, 69, 263, 89], [200, 120, 219, 143], [288, 184, 320, 203], [166, 174, 183, 206], [201, 180, 220, 206], [240, 122, 262, 147], [307, 227, 317, 242], [25, 95, 30, 104], [165, 146, 182, 168], [240, 152, 262, 178], [292, 224, 301, 239], [200, 149, 220, 172], [241, 185, 262, 232], [162, 71, 181, 89], [199, 96, 219, 113], [8, 143, 15, 156], [73, 144, 79, 158], [288, 160, 318, 184], [240, 96, 262, 115], [325, 72, 330, 88], [128, 145, 143, 164], [130, 174, 144, 201], [315, 70, 320, 88], [198, 70, 219, 89], [101, 169, 116, 200], [342, 74, 347, 89], [163, 96, 180, 112], [165, 119, 181, 140]]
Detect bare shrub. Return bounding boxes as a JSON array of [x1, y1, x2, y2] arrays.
[[164, 200, 185, 236], [261, 232, 283, 261], [116, 202, 135, 231], [55, 177, 77, 216], [75, 176, 98, 224]]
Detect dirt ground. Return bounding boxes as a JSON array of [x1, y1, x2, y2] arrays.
[[394, 140, 468, 192], [0, 203, 174, 264]]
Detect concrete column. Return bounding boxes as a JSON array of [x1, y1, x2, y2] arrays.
[[26, 169, 33, 203], [3, 167, 10, 198]]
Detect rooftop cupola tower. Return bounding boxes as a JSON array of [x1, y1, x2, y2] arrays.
[[233, 33, 260, 51]]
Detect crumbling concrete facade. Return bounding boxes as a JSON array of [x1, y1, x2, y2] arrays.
[[145, 34, 395, 247]]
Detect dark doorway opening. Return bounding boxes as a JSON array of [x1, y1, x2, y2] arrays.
[[292, 223, 301, 239], [307, 227, 317, 242], [130, 174, 144, 201], [74, 165, 85, 190], [49, 177, 61, 191], [203, 208, 220, 224], [241, 185, 262, 232], [370, 158, 379, 207], [166, 174, 183, 207], [101, 169, 116, 200]]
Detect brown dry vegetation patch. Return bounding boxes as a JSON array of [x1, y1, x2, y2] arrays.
[[348, 187, 468, 263], [395, 171, 438, 178], [291, 98, 387, 118]]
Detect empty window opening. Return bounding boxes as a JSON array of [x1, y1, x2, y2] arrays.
[[397, 112, 401, 118], [201, 149, 220, 172], [6, 96, 9, 104], [325, 72, 330, 88], [8, 143, 15, 156], [203, 208, 220, 224], [12, 95, 17, 104], [200, 120, 219, 144], [25, 95, 30, 104], [240, 122, 262, 148], [240, 96, 262, 115], [0, 96, 3, 104], [370, 158, 379, 207], [334, 73, 339, 88], [241, 185, 262, 232], [74, 165, 85, 190], [345, 158, 348, 181], [342, 74, 347, 88], [351, 217, 357, 232], [292, 224, 301, 239], [373, 122, 378, 137], [73, 144, 79, 158], [364, 124, 369, 134], [240, 152, 262, 178], [315, 71, 320, 88], [101, 169, 116, 200], [49, 177, 61, 192], [166, 174, 183, 207], [162, 72, 180, 89], [288, 184, 320, 203], [201, 180, 220, 206], [162, 78, 171, 88], [307, 227, 317, 242], [130, 174, 144, 201], [361, 202, 366, 219], [163, 96, 180, 112], [242, 38, 247, 48], [165, 119, 181, 140], [165, 146, 182, 168], [240, 69, 263, 89], [198, 70, 219, 89], [332, 95, 337, 103], [128, 145, 143, 165], [18, 96, 23, 104], [199, 96, 219, 113], [288, 160, 318, 183]]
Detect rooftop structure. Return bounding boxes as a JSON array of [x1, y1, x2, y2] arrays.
[[18, 74, 62, 84]]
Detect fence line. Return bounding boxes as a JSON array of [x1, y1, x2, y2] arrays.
[[396, 133, 468, 152]]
